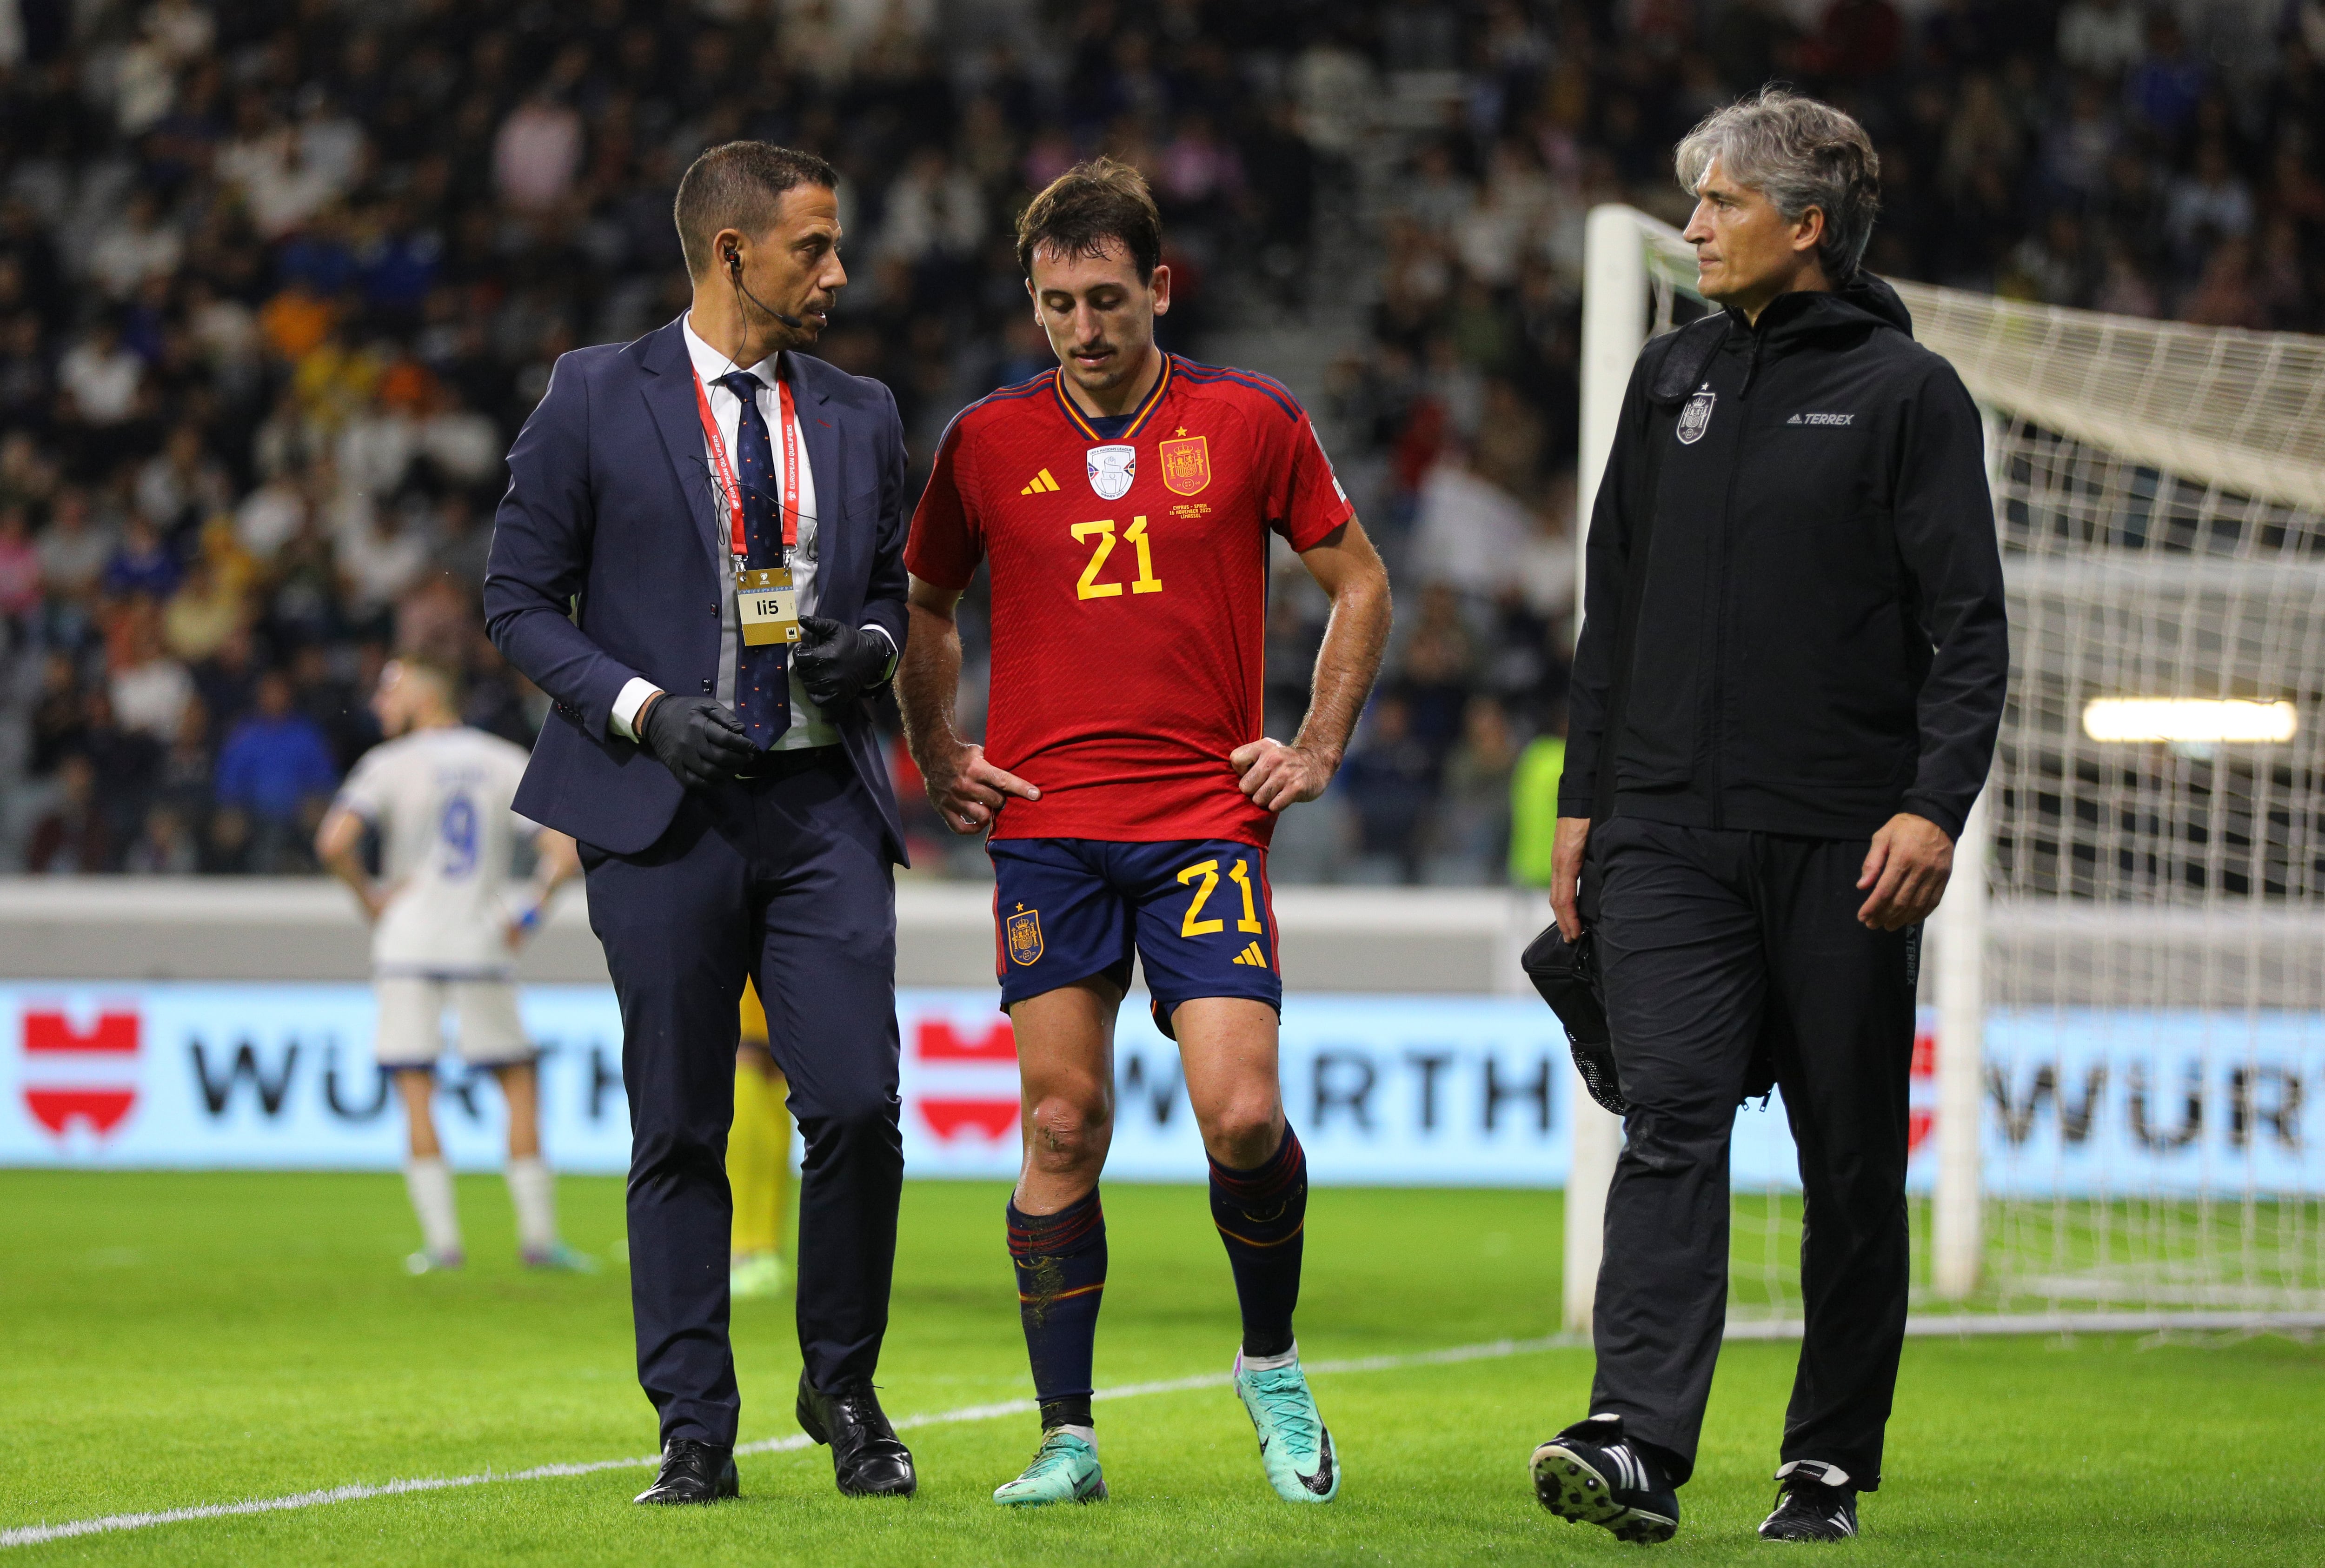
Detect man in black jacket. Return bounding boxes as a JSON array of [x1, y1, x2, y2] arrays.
[[1531, 90, 2007, 1546]]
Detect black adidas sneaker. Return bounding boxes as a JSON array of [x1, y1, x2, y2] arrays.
[[1757, 1460, 1859, 1541], [1529, 1414, 1680, 1545]]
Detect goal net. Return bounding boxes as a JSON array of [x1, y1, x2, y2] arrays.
[[1570, 204, 2325, 1336]]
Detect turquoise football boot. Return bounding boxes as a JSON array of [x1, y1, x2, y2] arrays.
[[992, 1430, 1108, 1507], [1233, 1349, 1341, 1502], [522, 1242, 599, 1273]]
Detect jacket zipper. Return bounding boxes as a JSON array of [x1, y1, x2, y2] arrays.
[[1706, 326, 1766, 832]]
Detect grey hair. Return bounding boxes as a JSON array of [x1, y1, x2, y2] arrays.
[[1675, 88, 1881, 283]]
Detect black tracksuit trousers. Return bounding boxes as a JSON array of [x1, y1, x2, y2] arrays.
[[1586, 816, 1917, 1490]]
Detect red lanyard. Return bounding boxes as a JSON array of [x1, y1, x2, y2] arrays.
[[691, 362, 801, 562]]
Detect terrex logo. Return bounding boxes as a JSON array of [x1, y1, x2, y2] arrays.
[[1786, 412, 1854, 426], [21, 1006, 141, 1139]]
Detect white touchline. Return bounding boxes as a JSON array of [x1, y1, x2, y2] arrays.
[[14, 1309, 2268, 1549], [0, 1335, 1569, 1550]]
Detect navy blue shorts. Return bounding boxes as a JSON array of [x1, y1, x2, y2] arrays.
[[989, 838, 1282, 1031]]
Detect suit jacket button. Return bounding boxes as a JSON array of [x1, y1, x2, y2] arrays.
[[700, 678, 713, 693]]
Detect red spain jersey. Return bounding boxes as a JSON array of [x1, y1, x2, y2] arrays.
[[906, 353, 1355, 847]]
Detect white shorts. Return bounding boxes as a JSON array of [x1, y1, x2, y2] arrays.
[[373, 976, 531, 1069]]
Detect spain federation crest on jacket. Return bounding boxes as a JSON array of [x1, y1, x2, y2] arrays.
[[1677, 387, 1716, 445], [1005, 905, 1043, 966]]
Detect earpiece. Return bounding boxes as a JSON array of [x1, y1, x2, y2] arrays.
[[722, 241, 805, 330]]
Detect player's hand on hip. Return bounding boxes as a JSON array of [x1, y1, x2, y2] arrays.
[[1549, 816, 1590, 942], [1856, 812, 1954, 931], [639, 693, 757, 788], [1230, 737, 1333, 812], [926, 742, 1039, 834], [794, 616, 889, 710]]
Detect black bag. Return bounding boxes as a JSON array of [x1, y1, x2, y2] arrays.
[[1521, 922, 1629, 1117], [1516, 317, 1734, 1124]]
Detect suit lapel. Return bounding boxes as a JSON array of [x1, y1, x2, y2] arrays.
[[791, 358, 850, 613], [638, 319, 725, 574]]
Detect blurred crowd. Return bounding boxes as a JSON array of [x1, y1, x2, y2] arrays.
[[0, 0, 2310, 880]]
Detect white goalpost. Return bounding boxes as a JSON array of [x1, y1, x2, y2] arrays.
[[1568, 203, 2325, 1335]]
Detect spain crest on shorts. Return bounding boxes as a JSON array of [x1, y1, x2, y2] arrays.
[[1158, 433, 1211, 496], [1005, 905, 1043, 966]]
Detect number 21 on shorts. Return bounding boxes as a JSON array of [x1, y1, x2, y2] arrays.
[[1177, 857, 1265, 938]]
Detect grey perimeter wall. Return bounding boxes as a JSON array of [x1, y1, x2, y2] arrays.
[[0, 879, 1548, 996], [5, 880, 2305, 1007]]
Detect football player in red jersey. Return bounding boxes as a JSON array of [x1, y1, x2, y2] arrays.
[[899, 160, 1391, 1509]]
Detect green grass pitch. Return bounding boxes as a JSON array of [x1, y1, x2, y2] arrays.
[[4, 1170, 2320, 1565]]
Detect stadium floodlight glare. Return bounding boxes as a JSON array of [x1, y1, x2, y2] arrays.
[[2081, 698, 2299, 744]]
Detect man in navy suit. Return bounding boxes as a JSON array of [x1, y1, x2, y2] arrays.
[[485, 142, 916, 1504]]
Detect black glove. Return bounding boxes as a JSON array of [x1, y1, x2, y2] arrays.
[[793, 616, 890, 711], [639, 694, 756, 788]]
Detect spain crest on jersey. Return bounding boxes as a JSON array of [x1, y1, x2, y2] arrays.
[[1005, 906, 1043, 966], [1158, 434, 1211, 496], [1087, 444, 1136, 500]]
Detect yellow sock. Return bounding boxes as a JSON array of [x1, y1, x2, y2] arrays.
[[729, 1063, 779, 1258]]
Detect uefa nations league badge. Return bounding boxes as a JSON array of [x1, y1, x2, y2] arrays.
[[1087, 444, 1136, 500], [1677, 387, 1716, 445]]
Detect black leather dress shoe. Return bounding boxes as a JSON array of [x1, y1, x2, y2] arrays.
[[796, 1372, 917, 1496], [633, 1437, 740, 1504]]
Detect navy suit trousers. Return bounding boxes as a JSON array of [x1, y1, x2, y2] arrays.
[[581, 752, 902, 1448]]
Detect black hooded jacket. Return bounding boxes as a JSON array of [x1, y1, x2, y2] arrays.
[[1557, 275, 2007, 842]]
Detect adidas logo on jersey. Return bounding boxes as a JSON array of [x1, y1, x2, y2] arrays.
[[1020, 468, 1061, 494], [1231, 942, 1268, 968]]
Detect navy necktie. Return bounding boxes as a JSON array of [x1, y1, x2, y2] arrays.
[[718, 370, 790, 747]]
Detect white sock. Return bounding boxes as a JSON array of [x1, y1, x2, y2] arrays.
[[405, 1157, 461, 1256], [1241, 1341, 1299, 1372], [505, 1156, 558, 1254], [1047, 1423, 1097, 1450]]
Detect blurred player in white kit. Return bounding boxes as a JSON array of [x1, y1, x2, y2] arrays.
[[315, 658, 586, 1274]]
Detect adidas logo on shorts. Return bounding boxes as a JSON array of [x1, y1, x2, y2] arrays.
[[1231, 942, 1268, 968]]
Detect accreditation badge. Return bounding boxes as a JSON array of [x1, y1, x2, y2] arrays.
[[737, 566, 800, 646]]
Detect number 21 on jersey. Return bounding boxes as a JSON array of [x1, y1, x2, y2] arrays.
[[1072, 517, 1163, 600]]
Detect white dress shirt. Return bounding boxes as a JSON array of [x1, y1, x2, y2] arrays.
[[610, 315, 895, 751]]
